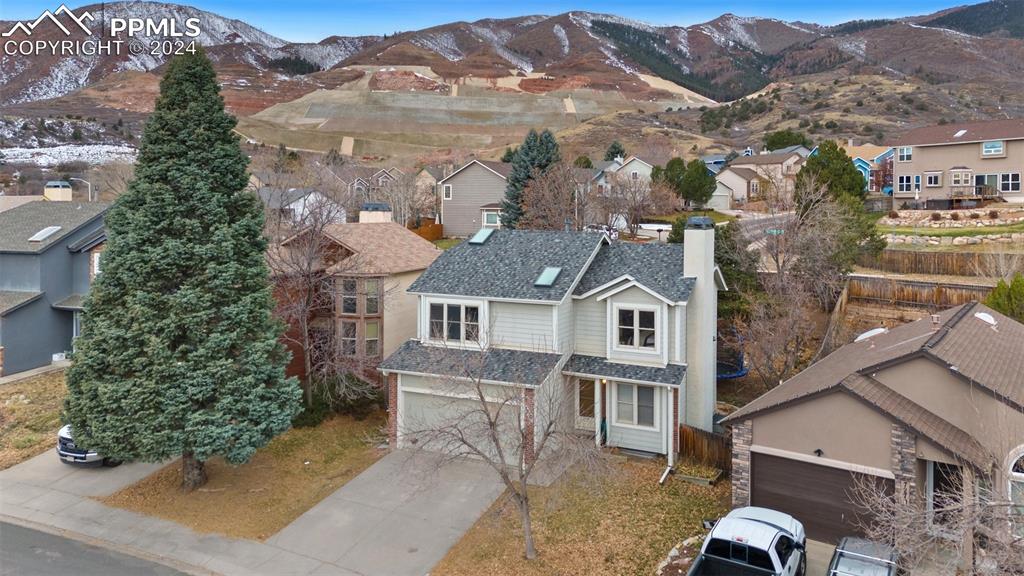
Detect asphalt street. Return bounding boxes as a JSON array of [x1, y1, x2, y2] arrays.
[[0, 521, 187, 576]]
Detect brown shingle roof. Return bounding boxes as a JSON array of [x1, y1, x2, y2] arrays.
[[321, 222, 441, 275], [477, 160, 512, 179], [895, 118, 1024, 146], [720, 166, 761, 181], [730, 152, 801, 166]]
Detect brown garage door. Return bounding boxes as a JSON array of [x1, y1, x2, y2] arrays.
[[751, 453, 893, 543]]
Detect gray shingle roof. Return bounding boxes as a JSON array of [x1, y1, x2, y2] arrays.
[[52, 294, 85, 310], [256, 187, 316, 210], [564, 354, 686, 386], [408, 230, 604, 302], [0, 202, 108, 254], [380, 340, 562, 386], [0, 291, 42, 316], [574, 242, 695, 302]]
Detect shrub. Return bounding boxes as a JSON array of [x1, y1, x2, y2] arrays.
[[950, 212, 961, 221], [969, 212, 981, 219], [888, 210, 900, 219], [989, 210, 1000, 220], [930, 212, 942, 221], [292, 393, 330, 428]]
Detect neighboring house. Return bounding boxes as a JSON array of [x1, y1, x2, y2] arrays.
[[380, 218, 726, 465], [257, 187, 347, 227], [706, 180, 733, 210], [716, 166, 765, 206], [767, 144, 813, 158], [277, 220, 441, 382], [892, 119, 1024, 206], [812, 140, 894, 195], [591, 156, 655, 192], [437, 159, 512, 237], [0, 202, 108, 376], [338, 166, 405, 200], [728, 151, 804, 200], [723, 303, 1024, 544], [43, 181, 73, 202], [702, 154, 728, 175], [414, 165, 447, 218], [0, 195, 42, 214]]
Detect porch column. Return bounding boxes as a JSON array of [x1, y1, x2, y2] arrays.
[[731, 419, 753, 508], [960, 467, 976, 572], [523, 388, 536, 465], [594, 379, 603, 447]]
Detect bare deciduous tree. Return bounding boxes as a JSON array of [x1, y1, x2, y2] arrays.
[[88, 162, 135, 201], [520, 162, 584, 231], [599, 172, 672, 238], [376, 170, 433, 228], [739, 282, 817, 389], [402, 343, 606, 560]]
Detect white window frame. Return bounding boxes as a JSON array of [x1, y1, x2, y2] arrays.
[[91, 251, 102, 276], [982, 140, 1005, 157], [611, 382, 659, 431], [897, 146, 912, 162], [951, 170, 974, 187], [897, 175, 913, 193], [365, 320, 380, 357], [481, 210, 501, 228], [611, 303, 661, 355], [1001, 173, 1021, 193], [443, 184, 453, 200], [925, 172, 942, 188], [425, 298, 485, 347]]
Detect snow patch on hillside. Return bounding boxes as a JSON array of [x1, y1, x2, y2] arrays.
[[14, 58, 94, 104], [835, 37, 867, 60], [569, 12, 658, 33], [712, 15, 760, 51], [908, 23, 976, 39], [286, 38, 375, 69], [673, 29, 691, 57], [553, 24, 570, 56], [1, 145, 137, 166], [410, 31, 464, 61], [469, 24, 534, 72], [95, 1, 286, 48]]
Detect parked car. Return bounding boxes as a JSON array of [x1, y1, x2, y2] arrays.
[[827, 537, 898, 576], [687, 507, 806, 576], [57, 425, 120, 467]]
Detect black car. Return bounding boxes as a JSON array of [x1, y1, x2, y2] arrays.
[[828, 537, 898, 576]]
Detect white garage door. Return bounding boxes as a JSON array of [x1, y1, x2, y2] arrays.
[[401, 391, 522, 462]]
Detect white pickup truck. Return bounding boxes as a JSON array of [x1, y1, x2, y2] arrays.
[[686, 507, 807, 576]]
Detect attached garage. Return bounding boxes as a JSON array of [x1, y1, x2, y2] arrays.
[[751, 452, 893, 543], [399, 387, 523, 461]]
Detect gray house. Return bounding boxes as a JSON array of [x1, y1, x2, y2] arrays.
[[437, 159, 511, 237], [380, 219, 726, 465], [0, 202, 108, 376]]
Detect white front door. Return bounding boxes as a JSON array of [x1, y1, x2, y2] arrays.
[[575, 379, 596, 430]]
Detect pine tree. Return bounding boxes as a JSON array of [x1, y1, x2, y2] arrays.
[[604, 140, 626, 161], [500, 129, 560, 228], [573, 155, 593, 169], [680, 159, 716, 209], [65, 50, 300, 491], [797, 140, 866, 201], [984, 273, 1024, 323]]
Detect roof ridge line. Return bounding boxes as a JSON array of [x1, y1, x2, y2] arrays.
[[924, 301, 977, 349]]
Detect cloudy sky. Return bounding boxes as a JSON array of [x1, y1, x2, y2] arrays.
[[5, 0, 969, 41]]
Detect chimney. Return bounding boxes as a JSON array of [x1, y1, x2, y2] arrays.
[[931, 314, 941, 330], [683, 216, 717, 432], [847, 138, 855, 148]]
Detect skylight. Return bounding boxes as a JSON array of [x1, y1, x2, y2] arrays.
[[854, 327, 888, 343], [953, 129, 967, 138], [468, 228, 495, 244], [28, 226, 61, 242], [535, 267, 562, 287]]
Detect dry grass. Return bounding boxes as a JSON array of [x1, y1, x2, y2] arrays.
[[0, 370, 66, 470], [100, 413, 386, 540], [433, 460, 730, 576]]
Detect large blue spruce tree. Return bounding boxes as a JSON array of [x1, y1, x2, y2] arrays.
[[65, 50, 300, 491], [500, 129, 560, 228]]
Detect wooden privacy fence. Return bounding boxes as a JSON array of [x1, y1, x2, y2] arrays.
[[847, 275, 992, 308], [679, 424, 732, 473], [857, 249, 1021, 278], [408, 221, 443, 242]]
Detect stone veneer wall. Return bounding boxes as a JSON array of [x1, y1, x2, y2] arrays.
[[890, 422, 917, 503], [387, 373, 398, 447], [731, 419, 752, 509]]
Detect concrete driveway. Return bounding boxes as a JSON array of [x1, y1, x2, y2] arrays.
[[807, 539, 836, 574], [267, 450, 504, 576]]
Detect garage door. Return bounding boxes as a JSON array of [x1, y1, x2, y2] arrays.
[[401, 391, 521, 461], [751, 453, 893, 543]]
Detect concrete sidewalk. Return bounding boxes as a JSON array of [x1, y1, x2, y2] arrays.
[[1, 450, 502, 576]]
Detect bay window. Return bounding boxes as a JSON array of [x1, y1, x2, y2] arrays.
[[616, 306, 657, 350], [615, 383, 656, 428]]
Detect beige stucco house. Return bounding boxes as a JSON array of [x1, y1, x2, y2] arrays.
[[728, 151, 804, 202], [438, 159, 511, 237], [892, 119, 1024, 206], [723, 302, 1024, 545], [715, 166, 765, 206]]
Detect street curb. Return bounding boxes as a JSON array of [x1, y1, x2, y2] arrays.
[[0, 513, 219, 576]]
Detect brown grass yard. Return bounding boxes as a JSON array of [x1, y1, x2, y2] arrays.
[[433, 460, 730, 576], [0, 370, 66, 470], [101, 413, 386, 540]]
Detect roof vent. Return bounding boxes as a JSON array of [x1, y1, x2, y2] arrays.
[[28, 226, 61, 242], [534, 267, 562, 287], [953, 129, 967, 138], [854, 327, 888, 343], [468, 228, 495, 245]]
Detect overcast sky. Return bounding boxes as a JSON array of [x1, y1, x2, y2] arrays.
[[5, 0, 969, 42]]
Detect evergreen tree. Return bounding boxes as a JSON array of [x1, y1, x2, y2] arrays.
[[655, 157, 687, 196], [573, 155, 593, 169], [501, 129, 560, 228], [984, 273, 1024, 323], [668, 220, 758, 320], [604, 140, 626, 161], [680, 159, 717, 209], [764, 129, 811, 151], [797, 140, 867, 201], [65, 51, 300, 491], [501, 146, 517, 163]]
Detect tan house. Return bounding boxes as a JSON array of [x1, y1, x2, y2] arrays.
[[723, 302, 1024, 545], [715, 166, 766, 206], [892, 119, 1024, 206], [728, 151, 804, 201], [278, 221, 441, 382], [437, 159, 511, 237]]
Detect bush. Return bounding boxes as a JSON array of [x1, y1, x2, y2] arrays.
[[950, 212, 961, 221], [969, 212, 981, 219], [989, 210, 1000, 220], [888, 210, 900, 218], [931, 212, 942, 221], [320, 373, 385, 421], [292, 393, 330, 428]]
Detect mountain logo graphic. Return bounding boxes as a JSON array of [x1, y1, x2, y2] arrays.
[[2, 4, 95, 37]]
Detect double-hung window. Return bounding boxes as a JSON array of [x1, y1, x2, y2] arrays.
[[982, 141, 1004, 157], [925, 172, 941, 188], [341, 279, 358, 314], [429, 303, 480, 344], [1001, 173, 1021, 193], [616, 307, 657, 350], [443, 184, 452, 200], [897, 175, 912, 193], [615, 383, 656, 428], [340, 321, 357, 356], [365, 321, 379, 356], [897, 146, 912, 162], [365, 279, 380, 314]]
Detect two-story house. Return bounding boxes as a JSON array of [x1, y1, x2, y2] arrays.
[[437, 159, 511, 237], [380, 218, 725, 464], [892, 119, 1024, 207], [0, 202, 107, 376], [728, 151, 804, 203]]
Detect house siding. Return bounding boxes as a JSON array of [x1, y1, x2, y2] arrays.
[[607, 286, 666, 366], [382, 270, 423, 359], [892, 139, 1024, 201], [490, 301, 554, 352], [573, 294, 606, 356], [604, 384, 668, 454], [440, 163, 506, 237], [555, 297, 574, 353]]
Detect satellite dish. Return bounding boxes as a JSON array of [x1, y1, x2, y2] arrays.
[[974, 312, 997, 326], [855, 327, 888, 343]]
